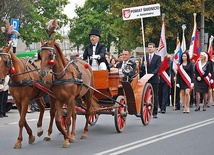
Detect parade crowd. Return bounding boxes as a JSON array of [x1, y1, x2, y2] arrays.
[[1, 28, 213, 120]]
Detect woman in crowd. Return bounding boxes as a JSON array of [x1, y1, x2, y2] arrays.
[[135, 57, 142, 75], [110, 57, 117, 68], [194, 52, 211, 111], [176, 52, 194, 113]]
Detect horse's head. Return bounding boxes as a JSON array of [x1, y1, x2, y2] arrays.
[[39, 38, 57, 77], [0, 45, 12, 83]]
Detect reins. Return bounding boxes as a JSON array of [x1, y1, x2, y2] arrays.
[[10, 69, 40, 77]]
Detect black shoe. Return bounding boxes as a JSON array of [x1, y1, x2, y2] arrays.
[[0, 114, 3, 118], [135, 113, 141, 117], [2, 114, 8, 117], [161, 110, 166, 114], [195, 106, 200, 111], [175, 108, 180, 110], [153, 115, 158, 118]]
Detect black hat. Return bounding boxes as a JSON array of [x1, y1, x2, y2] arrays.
[[89, 28, 101, 38]]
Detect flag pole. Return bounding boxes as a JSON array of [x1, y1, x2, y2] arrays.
[[173, 69, 177, 110], [141, 18, 147, 74], [181, 24, 186, 52]]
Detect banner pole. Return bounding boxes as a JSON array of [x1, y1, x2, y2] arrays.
[[141, 18, 147, 74]]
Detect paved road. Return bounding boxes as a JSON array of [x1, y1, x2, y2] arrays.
[[1, 104, 214, 155]]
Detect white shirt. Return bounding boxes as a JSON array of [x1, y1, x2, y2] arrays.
[[92, 43, 98, 55]]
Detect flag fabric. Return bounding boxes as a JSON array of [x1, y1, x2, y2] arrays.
[[189, 13, 200, 62], [181, 29, 186, 53], [172, 37, 181, 71], [208, 35, 214, 59], [157, 20, 171, 88]]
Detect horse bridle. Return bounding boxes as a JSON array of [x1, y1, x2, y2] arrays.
[[40, 46, 56, 61], [0, 51, 12, 67]]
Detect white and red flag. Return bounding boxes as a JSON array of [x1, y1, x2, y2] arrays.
[[172, 37, 181, 71], [208, 35, 214, 59], [189, 13, 200, 62], [157, 19, 171, 88]]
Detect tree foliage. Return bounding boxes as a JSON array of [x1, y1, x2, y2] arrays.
[[69, 0, 214, 54], [0, 0, 69, 47]]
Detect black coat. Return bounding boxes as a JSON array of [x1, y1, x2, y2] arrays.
[[140, 54, 161, 83], [83, 42, 107, 66]]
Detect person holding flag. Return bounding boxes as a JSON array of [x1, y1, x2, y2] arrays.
[[176, 52, 194, 113], [207, 36, 214, 106], [194, 52, 211, 111], [156, 16, 171, 114], [171, 38, 182, 110]]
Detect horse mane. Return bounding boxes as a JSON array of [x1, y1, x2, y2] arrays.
[[54, 42, 67, 66]]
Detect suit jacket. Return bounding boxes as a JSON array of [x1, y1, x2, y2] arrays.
[[83, 42, 107, 66], [140, 54, 161, 83]]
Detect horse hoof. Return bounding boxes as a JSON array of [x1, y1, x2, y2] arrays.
[[29, 136, 35, 144], [43, 136, 51, 141], [80, 135, 87, 139], [37, 127, 43, 137], [14, 143, 22, 149], [69, 137, 75, 143], [37, 130, 43, 137], [63, 140, 70, 148]]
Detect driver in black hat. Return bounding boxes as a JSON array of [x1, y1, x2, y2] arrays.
[[83, 28, 108, 70]]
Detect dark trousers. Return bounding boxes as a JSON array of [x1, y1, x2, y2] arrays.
[[0, 90, 8, 115], [158, 82, 170, 111], [171, 81, 180, 109], [151, 83, 159, 115]]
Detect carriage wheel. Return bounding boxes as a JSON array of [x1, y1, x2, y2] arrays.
[[88, 114, 99, 126], [140, 83, 154, 126], [114, 95, 127, 133]]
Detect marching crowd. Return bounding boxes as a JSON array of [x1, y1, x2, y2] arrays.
[[83, 28, 214, 119], [104, 48, 214, 118]]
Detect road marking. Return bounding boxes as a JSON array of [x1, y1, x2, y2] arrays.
[[0, 116, 50, 128], [95, 118, 214, 155]]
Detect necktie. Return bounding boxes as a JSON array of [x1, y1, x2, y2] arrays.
[[149, 55, 152, 64]]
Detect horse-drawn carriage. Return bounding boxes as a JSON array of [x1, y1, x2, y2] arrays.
[[68, 69, 154, 133], [0, 40, 154, 148]]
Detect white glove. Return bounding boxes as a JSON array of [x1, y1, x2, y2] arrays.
[[2, 85, 8, 91], [0, 84, 3, 90], [210, 79, 213, 84], [191, 83, 194, 88], [91, 55, 100, 59], [176, 84, 180, 88]]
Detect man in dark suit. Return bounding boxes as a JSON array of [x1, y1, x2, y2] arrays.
[[116, 49, 136, 82], [140, 43, 161, 118], [83, 28, 107, 70], [158, 57, 171, 114]]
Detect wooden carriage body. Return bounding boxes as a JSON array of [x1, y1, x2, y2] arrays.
[[92, 70, 154, 116]]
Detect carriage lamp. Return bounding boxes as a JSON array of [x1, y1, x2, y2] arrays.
[[10, 66, 17, 74]]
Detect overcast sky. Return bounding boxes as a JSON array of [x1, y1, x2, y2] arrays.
[[63, 0, 86, 18]]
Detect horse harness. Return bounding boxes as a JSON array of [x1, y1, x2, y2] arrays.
[[40, 45, 85, 97]]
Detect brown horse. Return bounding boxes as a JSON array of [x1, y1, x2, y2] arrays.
[[0, 45, 56, 149], [39, 38, 98, 148]]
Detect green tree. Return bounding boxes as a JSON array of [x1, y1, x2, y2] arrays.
[[0, 0, 69, 47], [68, 0, 117, 51], [69, 0, 214, 55]]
